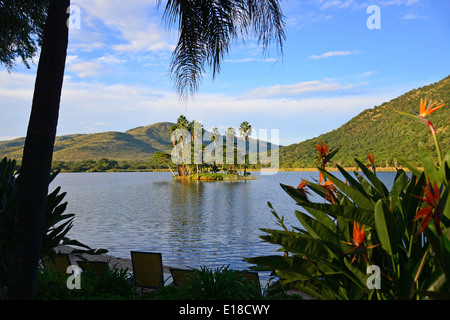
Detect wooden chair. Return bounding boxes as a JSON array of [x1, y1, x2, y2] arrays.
[[236, 270, 261, 287], [77, 260, 108, 275], [169, 267, 195, 286], [130, 251, 165, 291], [41, 253, 72, 273]]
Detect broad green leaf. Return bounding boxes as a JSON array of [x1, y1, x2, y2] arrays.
[[295, 210, 338, 252], [389, 171, 408, 214], [437, 149, 450, 182], [438, 182, 450, 223], [374, 200, 399, 255], [354, 158, 389, 198], [419, 142, 441, 185], [336, 165, 370, 198], [296, 200, 376, 228], [260, 229, 335, 262], [403, 173, 426, 235], [354, 171, 376, 198], [319, 169, 375, 211], [281, 183, 336, 230], [398, 157, 422, 178], [293, 281, 340, 300], [343, 258, 370, 290], [279, 183, 309, 203]]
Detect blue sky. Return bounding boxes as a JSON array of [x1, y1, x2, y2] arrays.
[[1, 0, 449, 146]]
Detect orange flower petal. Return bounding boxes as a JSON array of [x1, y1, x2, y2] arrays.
[[419, 98, 445, 117]]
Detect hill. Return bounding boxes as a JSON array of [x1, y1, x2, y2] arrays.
[[0, 121, 278, 165], [0, 122, 175, 162], [279, 75, 450, 169]]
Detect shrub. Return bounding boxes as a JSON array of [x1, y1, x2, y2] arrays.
[[146, 265, 264, 300], [36, 265, 136, 300], [246, 99, 450, 300]]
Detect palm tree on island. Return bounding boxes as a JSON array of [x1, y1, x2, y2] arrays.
[[239, 121, 252, 176]]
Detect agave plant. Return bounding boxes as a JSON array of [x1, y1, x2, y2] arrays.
[[246, 100, 449, 300], [0, 159, 107, 284]]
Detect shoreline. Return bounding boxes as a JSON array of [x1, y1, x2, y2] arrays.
[[56, 166, 413, 173]]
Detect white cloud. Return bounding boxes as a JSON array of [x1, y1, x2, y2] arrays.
[[402, 12, 427, 20], [319, 0, 355, 10], [74, 0, 175, 54], [307, 50, 360, 60], [242, 79, 358, 99], [66, 61, 107, 78], [65, 54, 127, 78]]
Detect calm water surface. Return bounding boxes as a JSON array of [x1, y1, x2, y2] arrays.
[[50, 171, 398, 271]]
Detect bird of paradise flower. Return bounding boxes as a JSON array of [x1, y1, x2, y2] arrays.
[[413, 179, 443, 237], [342, 222, 380, 265], [397, 98, 445, 165]]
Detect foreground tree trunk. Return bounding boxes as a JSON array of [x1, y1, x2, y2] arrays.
[[6, 0, 70, 299]]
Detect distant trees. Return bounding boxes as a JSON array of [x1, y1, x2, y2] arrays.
[[51, 158, 169, 172], [168, 116, 260, 176]]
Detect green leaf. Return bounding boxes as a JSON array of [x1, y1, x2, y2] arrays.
[[438, 183, 450, 223], [294, 210, 338, 252], [296, 200, 376, 228], [437, 149, 450, 181], [354, 158, 389, 198], [281, 183, 337, 230], [343, 258, 370, 290], [397, 156, 422, 178], [336, 165, 370, 198], [319, 169, 375, 211], [389, 171, 408, 215], [260, 229, 335, 262], [419, 142, 441, 185], [374, 200, 400, 255]]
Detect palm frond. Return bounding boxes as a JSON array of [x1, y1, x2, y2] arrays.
[[157, 0, 285, 99]]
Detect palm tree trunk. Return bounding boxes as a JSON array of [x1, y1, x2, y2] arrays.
[[6, 0, 69, 299]]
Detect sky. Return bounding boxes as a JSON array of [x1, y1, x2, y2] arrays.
[[1, 0, 449, 146]]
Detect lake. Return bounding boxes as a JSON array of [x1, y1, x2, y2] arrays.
[[50, 171, 399, 272]]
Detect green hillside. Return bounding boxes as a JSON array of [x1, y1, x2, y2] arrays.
[[0, 122, 174, 162], [279, 75, 450, 169]]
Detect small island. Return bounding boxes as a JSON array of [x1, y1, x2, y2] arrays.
[[174, 172, 256, 181]]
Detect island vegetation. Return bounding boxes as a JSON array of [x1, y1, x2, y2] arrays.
[[158, 115, 258, 181]]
